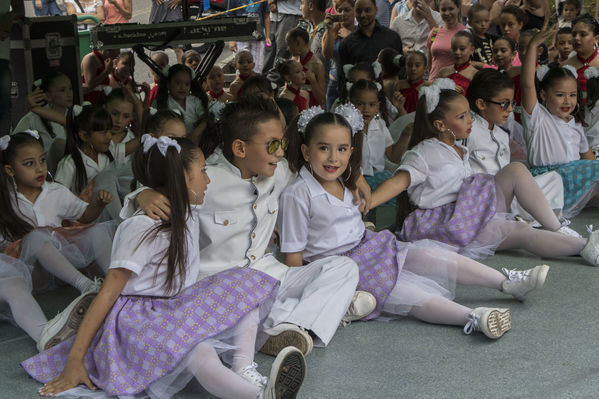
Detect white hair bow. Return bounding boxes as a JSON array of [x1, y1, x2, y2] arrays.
[[418, 78, 456, 114], [141, 134, 181, 156], [371, 61, 382, 79], [563, 65, 577, 78], [23, 130, 40, 140], [335, 103, 364, 136], [103, 86, 113, 96], [535, 65, 550, 81], [0, 135, 10, 151], [297, 106, 325, 132], [149, 107, 158, 116], [72, 101, 92, 117], [585, 67, 599, 80], [343, 64, 354, 79]]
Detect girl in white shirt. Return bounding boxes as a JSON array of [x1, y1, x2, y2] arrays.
[[55, 105, 124, 220], [465, 68, 571, 232], [370, 79, 599, 265], [29, 136, 305, 399], [0, 132, 113, 352], [280, 105, 549, 339], [522, 25, 599, 219], [15, 71, 72, 175], [153, 64, 211, 144]]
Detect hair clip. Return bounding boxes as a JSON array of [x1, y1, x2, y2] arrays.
[[371, 61, 382, 79], [73, 105, 84, 117], [343, 64, 355, 79], [141, 134, 181, 156], [23, 130, 40, 140], [335, 103, 364, 136], [33, 79, 42, 88], [297, 106, 325, 133], [149, 107, 158, 116], [0, 135, 10, 151], [103, 86, 113, 96], [393, 54, 403, 66], [346, 81, 354, 92], [419, 78, 456, 114], [585, 67, 599, 80], [374, 82, 382, 91]]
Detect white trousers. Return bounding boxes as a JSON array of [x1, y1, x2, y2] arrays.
[[261, 255, 359, 346]]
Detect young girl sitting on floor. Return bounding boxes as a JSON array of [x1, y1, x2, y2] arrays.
[[0, 131, 113, 352], [27, 136, 306, 399], [280, 104, 549, 339], [369, 78, 599, 265]]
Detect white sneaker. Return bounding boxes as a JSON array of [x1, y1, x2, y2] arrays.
[[581, 226, 599, 266], [37, 290, 97, 352], [463, 307, 511, 339], [557, 225, 582, 238], [261, 346, 306, 399], [260, 323, 313, 356], [341, 290, 376, 325], [237, 362, 268, 388], [501, 265, 550, 301], [364, 221, 376, 231]]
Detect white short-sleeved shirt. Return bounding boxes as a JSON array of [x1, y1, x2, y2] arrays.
[[396, 138, 473, 209], [0, 182, 88, 248], [66, 0, 103, 30], [585, 102, 599, 151], [390, 9, 443, 54], [522, 102, 589, 166], [278, 167, 364, 262], [362, 117, 394, 176], [14, 111, 67, 151], [152, 95, 205, 136], [466, 115, 511, 175], [55, 150, 116, 193], [109, 129, 136, 167], [110, 208, 202, 297]]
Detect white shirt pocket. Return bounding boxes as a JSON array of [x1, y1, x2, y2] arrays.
[[214, 211, 238, 227]]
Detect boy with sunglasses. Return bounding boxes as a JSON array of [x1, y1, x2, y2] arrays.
[[123, 96, 377, 359]]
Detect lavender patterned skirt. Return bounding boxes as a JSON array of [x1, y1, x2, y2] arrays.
[[21, 268, 280, 396], [398, 174, 517, 259], [342, 230, 407, 320]]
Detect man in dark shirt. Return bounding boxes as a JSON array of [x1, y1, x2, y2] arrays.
[[338, 0, 403, 66]]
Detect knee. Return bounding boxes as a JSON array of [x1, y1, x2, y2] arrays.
[[505, 161, 530, 178]]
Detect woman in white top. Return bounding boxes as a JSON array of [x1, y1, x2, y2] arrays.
[[280, 106, 550, 340], [522, 25, 599, 219], [370, 79, 599, 265], [65, 0, 104, 30], [28, 136, 305, 399], [15, 71, 73, 175], [465, 68, 570, 231]]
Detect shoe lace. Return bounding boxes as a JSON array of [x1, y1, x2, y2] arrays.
[[239, 362, 268, 387], [463, 314, 480, 335], [502, 267, 527, 282]]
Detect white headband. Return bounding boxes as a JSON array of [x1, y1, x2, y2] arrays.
[[23, 130, 40, 140], [141, 134, 181, 156], [297, 104, 364, 136], [418, 78, 456, 114]]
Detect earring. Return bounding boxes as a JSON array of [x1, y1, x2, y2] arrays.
[[445, 128, 456, 141]]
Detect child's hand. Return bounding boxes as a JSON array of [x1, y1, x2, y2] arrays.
[[104, 57, 114, 73], [168, 0, 181, 10], [324, 14, 341, 34], [354, 175, 372, 214], [532, 22, 557, 46], [38, 360, 96, 397], [27, 87, 48, 109], [139, 190, 171, 220], [95, 190, 113, 205]]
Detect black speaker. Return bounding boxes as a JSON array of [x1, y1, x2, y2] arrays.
[[10, 15, 82, 128]]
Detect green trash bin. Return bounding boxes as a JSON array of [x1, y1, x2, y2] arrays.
[[77, 15, 100, 61]]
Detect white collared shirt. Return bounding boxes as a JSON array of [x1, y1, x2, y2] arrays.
[[362, 117, 394, 176], [522, 102, 589, 166], [55, 150, 115, 193], [110, 208, 202, 297], [390, 8, 443, 53], [109, 128, 136, 167], [0, 182, 88, 248], [153, 95, 205, 136], [14, 111, 67, 152], [278, 167, 364, 262], [396, 138, 473, 209], [585, 102, 599, 151], [466, 115, 511, 174], [121, 148, 296, 281]]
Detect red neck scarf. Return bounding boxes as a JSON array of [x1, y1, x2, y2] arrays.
[[454, 61, 470, 73], [300, 51, 314, 72], [209, 89, 225, 99]]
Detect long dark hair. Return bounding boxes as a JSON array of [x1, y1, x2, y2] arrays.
[[538, 67, 585, 123], [395, 89, 464, 227], [466, 69, 515, 115], [587, 74, 599, 109], [39, 70, 71, 139], [132, 136, 200, 295], [0, 133, 45, 241], [287, 112, 363, 190], [64, 105, 113, 194], [200, 95, 281, 160], [349, 79, 391, 126]]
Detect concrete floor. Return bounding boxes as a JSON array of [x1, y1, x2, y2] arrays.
[[2, 207, 599, 399]]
